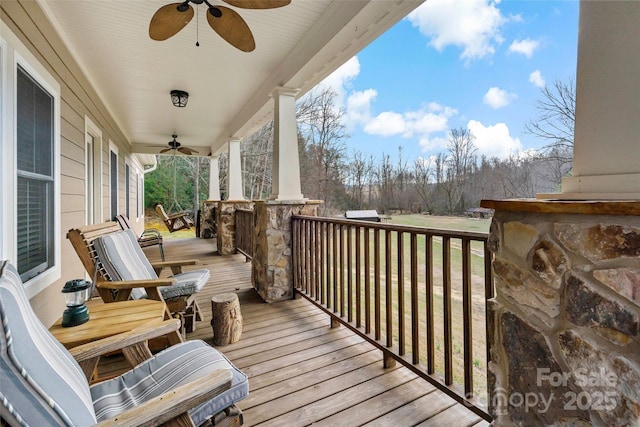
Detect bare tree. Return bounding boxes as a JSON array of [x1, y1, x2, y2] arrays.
[[440, 128, 477, 214], [524, 78, 575, 168], [297, 87, 348, 213]]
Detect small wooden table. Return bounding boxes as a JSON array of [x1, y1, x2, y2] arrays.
[[50, 299, 167, 348], [50, 299, 170, 381]]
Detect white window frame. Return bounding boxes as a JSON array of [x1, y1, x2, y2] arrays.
[[1, 27, 61, 297], [85, 116, 102, 224], [125, 158, 131, 219], [108, 141, 118, 220]]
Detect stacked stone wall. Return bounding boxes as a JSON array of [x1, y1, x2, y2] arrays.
[[488, 211, 640, 426], [252, 200, 320, 302]]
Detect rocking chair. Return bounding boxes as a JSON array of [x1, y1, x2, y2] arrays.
[[156, 204, 194, 233], [0, 260, 248, 426]]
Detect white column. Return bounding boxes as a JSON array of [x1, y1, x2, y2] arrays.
[[558, 1, 640, 199], [227, 138, 244, 200], [208, 155, 221, 200], [271, 87, 304, 201]]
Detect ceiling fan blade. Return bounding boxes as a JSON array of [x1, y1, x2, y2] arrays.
[[149, 3, 194, 41], [207, 5, 255, 52], [159, 148, 173, 153], [222, 0, 291, 9], [179, 147, 199, 155]]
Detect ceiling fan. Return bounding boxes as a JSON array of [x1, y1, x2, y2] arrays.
[[156, 134, 199, 155], [149, 0, 291, 52]]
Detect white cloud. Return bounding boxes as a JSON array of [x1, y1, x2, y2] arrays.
[[345, 89, 377, 127], [467, 120, 523, 158], [359, 103, 457, 142], [529, 70, 546, 88], [318, 56, 361, 107], [483, 86, 517, 109], [508, 38, 540, 58], [407, 0, 507, 62], [364, 112, 406, 136]]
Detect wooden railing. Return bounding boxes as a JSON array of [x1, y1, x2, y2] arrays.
[[291, 215, 493, 421], [235, 208, 254, 260]]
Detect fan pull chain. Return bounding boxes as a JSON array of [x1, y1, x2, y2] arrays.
[[196, 6, 200, 47]]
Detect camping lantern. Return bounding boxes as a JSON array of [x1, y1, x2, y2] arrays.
[[61, 279, 91, 327]]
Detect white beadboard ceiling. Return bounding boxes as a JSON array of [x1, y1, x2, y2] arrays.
[[40, 0, 424, 158]]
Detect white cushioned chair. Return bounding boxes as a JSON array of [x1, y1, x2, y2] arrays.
[[0, 260, 248, 426], [93, 229, 209, 332]]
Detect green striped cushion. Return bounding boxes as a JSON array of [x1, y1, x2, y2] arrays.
[[0, 261, 97, 426], [91, 340, 249, 425]]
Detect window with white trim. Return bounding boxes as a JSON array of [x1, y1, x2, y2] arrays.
[[125, 162, 130, 218], [109, 143, 118, 220], [16, 66, 55, 282], [2, 27, 61, 294]]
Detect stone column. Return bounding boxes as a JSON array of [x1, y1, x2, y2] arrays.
[[252, 200, 321, 302], [271, 87, 303, 201], [227, 138, 244, 201], [216, 200, 253, 256], [553, 1, 640, 199], [208, 155, 221, 201], [482, 199, 640, 426]]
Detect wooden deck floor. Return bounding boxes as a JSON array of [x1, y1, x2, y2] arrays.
[[101, 237, 490, 427]]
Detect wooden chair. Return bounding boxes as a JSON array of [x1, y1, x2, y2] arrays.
[[67, 222, 205, 334], [156, 204, 194, 233], [115, 214, 165, 261], [0, 260, 247, 426]]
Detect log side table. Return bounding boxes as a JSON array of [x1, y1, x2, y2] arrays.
[[210, 293, 243, 346]]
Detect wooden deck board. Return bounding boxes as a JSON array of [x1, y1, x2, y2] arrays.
[[93, 237, 490, 426]]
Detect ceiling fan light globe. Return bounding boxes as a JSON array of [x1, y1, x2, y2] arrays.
[[177, 3, 190, 12]]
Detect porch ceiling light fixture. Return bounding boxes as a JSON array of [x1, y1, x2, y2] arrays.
[[170, 90, 189, 107]]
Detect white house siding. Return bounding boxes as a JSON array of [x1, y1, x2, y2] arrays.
[[1, 0, 143, 326]]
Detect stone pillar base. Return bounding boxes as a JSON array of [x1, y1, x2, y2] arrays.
[[482, 199, 640, 426], [252, 200, 321, 302], [216, 200, 253, 256]]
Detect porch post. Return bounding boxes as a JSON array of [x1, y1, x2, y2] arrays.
[[208, 155, 221, 200], [556, 1, 640, 199], [227, 138, 244, 201], [271, 87, 303, 201]]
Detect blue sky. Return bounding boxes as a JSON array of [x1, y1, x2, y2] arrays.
[[317, 0, 579, 162]]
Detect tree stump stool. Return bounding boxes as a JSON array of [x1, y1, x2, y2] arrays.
[[211, 293, 243, 346]]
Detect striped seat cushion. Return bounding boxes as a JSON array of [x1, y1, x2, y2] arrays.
[[94, 229, 209, 300], [91, 340, 249, 425], [0, 261, 97, 426]]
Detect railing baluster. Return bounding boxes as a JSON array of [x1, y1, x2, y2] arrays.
[[305, 221, 315, 296], [347, 225, 353, 323], [443, 236, 453, 386], [314, 221, 320, 299], [385, 229, 393, 348], [425, 234, 434, 374], [339, 224, 345, 318], [332, 223, 338, 313], [462, 238, 473, 397], [397, 231, 405, 356], [355, 227, 362, 328], [319, 222, 325, 305], [364, 227, 371, 334], [374, 228, 381, 341], [411, 232, 419, 364]]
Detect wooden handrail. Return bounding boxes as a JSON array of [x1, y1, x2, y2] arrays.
[[291, 214, 493, 422]]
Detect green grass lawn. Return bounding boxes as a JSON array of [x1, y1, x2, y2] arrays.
[[386, 213, 491, 234]]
